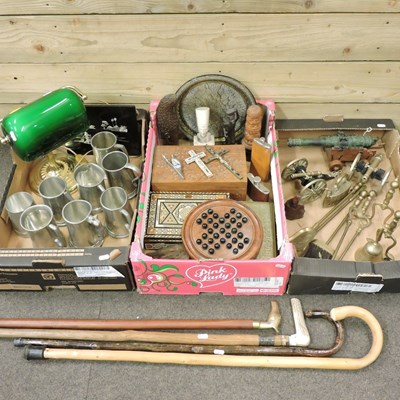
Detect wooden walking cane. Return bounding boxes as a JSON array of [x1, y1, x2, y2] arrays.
[[23, 306, 383, 370], [18, 310, 345, 358], [0, 301, 281, 332], [0, 299, 310, 347]]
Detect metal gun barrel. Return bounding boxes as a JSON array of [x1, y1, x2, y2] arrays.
[[288, 135, 378, 149]]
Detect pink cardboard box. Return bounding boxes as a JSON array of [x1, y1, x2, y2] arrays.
[[129, 100, 294, 295]]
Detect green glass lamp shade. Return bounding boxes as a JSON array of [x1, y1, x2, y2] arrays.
[[0, 87, 89, 161]]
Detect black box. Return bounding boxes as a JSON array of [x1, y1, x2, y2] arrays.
[[0, 247, 134, 291]]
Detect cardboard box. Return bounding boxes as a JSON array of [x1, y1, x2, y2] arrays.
[[275, 118, 400, 294], [0, 105, 148, 291], [129, 100, 294, 296]]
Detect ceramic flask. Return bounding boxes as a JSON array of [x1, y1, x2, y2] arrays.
[[0, 86, 89, 161]]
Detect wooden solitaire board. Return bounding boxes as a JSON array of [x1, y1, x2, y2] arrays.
[[182, 199, 263, 260]]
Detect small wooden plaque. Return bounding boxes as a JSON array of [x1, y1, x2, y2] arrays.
[[151, 145, 248, 200]]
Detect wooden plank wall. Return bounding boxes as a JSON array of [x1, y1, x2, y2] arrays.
[[0, 1, 399, 126]]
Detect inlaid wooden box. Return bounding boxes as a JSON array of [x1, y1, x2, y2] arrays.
[[144, 191, 229, 248]]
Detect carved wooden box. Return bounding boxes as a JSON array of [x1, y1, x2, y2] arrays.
[[151, 144, 248, 200], [144, 191, 229, 249]]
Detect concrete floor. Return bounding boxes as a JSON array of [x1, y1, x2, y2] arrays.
[[0, 290, 398, 400]]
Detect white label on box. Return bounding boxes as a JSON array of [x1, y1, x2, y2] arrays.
[[332, 281, 384, 293], [74, 266, 124, 278], [234, 277, 283, 288], [236, 288, 260, 293]]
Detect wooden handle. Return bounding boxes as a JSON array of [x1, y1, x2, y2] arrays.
[[40, 306, 383, 370]]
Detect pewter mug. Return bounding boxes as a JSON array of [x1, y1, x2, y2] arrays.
[[74, 163, 106, 213], [91, 131, 128, 166], [19, 205, 66, 248], [100, 187, 133, 238], [101, 151, 141, 199], [38, 176, 73, 225], [62, 200, 105, 247], [5, 191, 36, 237]]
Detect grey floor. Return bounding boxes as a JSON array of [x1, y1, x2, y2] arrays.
[[0, 290, 399, 400]]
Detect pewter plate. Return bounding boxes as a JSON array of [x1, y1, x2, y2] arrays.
[[175, 74, 256, 143]]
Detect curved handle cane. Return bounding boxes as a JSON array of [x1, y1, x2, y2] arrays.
[[22, 306, 383, 370], [19, 310, 345, 358]]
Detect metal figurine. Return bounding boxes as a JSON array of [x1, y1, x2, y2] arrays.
[[222, 108, 239, 145], [203, 145, 244, 180], [162, 154, 184, 179], [356, 154, 386, 183], [323, 153, 363, 207], [324, 153, 385, 208], [281, 158, 339, 204]]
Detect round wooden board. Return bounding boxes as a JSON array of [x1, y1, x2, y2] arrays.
[[182, 199, 263, 260]]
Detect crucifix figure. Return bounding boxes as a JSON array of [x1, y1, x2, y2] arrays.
[[185, 150, 213, 177], [204, 145, 243, 180]]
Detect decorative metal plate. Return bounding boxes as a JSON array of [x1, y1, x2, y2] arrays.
[[175, 74, 256, 143]]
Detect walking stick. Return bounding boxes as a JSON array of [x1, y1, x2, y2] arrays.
[[23, 306, 383, 370], [0, 301, 281, 332], [18, 310, 344, 358], [0, 299, 310, 347]]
